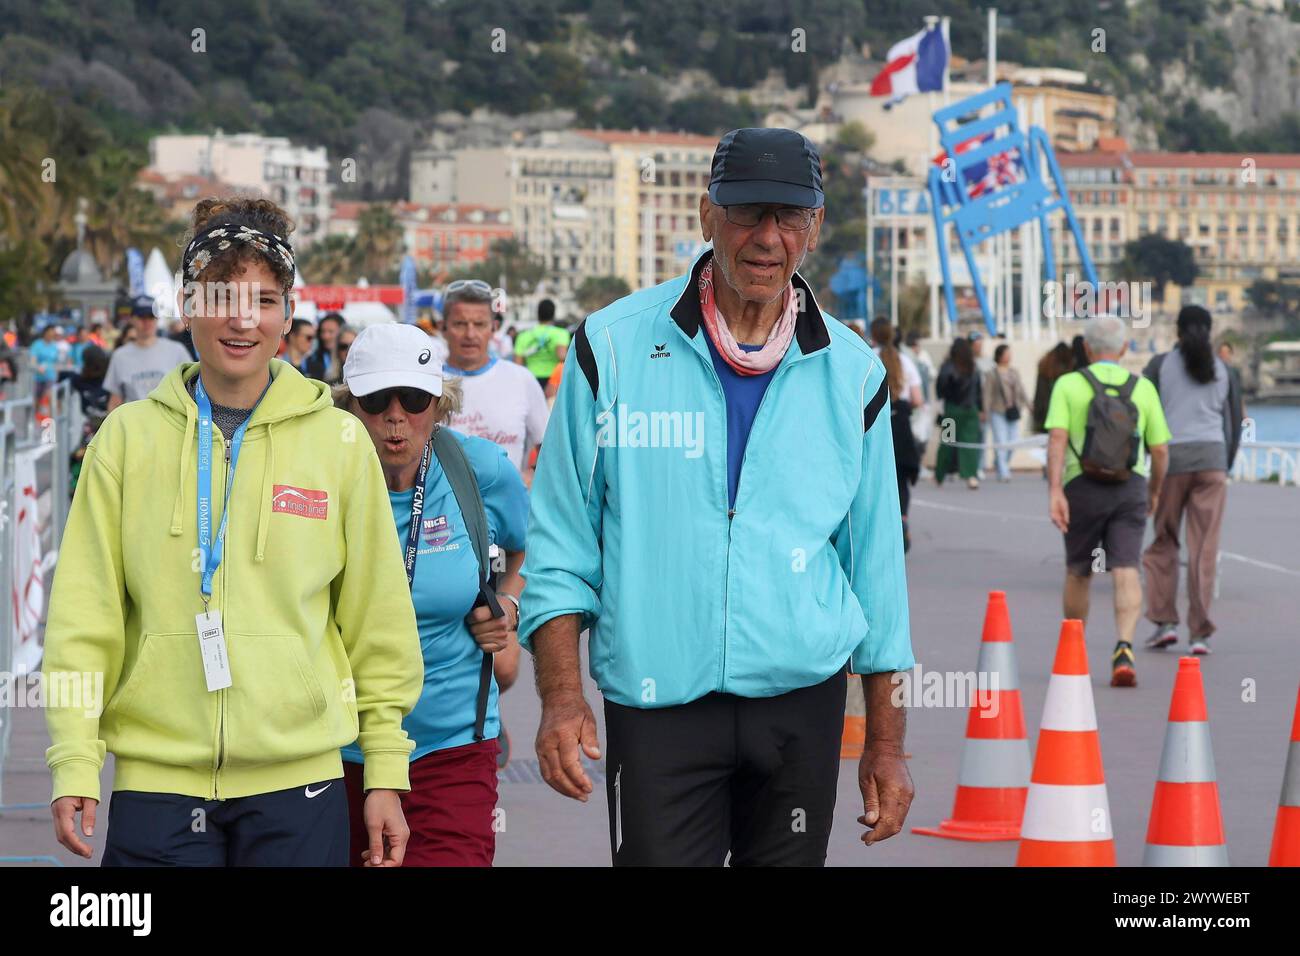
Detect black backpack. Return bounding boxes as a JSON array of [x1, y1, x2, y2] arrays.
[[1070, 367, 1140, 483], [431, 426, 502, 741]]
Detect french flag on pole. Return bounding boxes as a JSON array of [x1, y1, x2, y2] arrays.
[[870, 25, 948, 106]]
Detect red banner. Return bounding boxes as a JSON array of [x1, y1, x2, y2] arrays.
[[298, 285, 404, 309]]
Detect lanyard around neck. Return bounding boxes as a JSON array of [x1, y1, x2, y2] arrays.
[[402, 435, 435, 591], [195, 375, 265, 604]]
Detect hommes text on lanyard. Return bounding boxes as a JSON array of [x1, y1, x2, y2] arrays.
[[195, 375, 269, 606]]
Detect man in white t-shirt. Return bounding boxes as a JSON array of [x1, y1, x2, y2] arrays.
[[104, 297, 194, 410], [441, 281, 548, 473]]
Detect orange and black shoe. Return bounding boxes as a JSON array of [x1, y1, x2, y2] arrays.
[[1111, 641, 1137, 687]]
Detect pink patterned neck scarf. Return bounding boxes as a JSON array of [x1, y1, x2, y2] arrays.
[[698, 258, 798, 376]]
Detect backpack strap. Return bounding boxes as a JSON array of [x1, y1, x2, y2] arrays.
[[431, 425, 501, 741], [1143, 352, 1166, 394], [1079, 364, 1136, 400], [1077, 365, 1104, 394]]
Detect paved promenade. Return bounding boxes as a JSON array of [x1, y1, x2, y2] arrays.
[[4, 476, 1296, 866]]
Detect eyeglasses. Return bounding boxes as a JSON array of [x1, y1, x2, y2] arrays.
[[444, 279, 493, 295], [723, 204, 815, 231], [357, 387, 434, 416], [338, 340, 353, 352]]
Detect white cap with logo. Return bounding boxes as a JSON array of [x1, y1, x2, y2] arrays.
[[342, 323, 443, 397]]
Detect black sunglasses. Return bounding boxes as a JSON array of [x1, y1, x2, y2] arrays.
[[357, 387, 434, 415]]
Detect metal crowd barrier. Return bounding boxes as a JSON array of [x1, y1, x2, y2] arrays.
[[1232, 441, 1300, 487], [0, 379, 77, 809]]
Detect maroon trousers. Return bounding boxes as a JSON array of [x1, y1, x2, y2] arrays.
[[343, 739, 500, 867], [1142, 469, 1228, 640]]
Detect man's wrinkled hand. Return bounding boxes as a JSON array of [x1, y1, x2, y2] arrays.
[[857, 746, 913, 846], [535, 690, 601, 802]]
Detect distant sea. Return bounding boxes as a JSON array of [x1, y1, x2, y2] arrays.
[[1247, 403, 1300, 445]]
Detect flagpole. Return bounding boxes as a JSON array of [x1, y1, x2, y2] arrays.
[[865, 177, 874, 320], [932, 15, 950, 339], [988, 8, 997, 87]]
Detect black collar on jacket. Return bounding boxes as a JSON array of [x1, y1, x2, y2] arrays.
[[668, 250, 831, 355]]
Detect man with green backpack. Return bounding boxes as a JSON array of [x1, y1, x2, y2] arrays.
[[1045, 315, 1170, 687]]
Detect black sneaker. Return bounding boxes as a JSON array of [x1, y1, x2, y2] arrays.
[[1111, 641, 1137, 687], [1144, 623, 1178, 651]]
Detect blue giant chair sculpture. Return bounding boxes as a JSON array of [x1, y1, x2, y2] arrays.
[[927, 82, 1098, 335]]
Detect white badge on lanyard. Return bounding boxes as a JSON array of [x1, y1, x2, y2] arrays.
[[196, 609, 232, 692], [193, 374, 264, 694]]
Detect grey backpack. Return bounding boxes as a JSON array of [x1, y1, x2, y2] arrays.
[[1070, 367, 1140, 482]]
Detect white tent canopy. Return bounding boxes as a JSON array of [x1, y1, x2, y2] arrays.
[[340, 301, 396, 329], [143, 248, 176, 319]]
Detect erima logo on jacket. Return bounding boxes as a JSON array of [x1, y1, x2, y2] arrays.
[[650, 343, 670, 359]]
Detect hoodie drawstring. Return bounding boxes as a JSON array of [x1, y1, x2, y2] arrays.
[[255, 422, 274, 563], [170, 403, 197, 536]]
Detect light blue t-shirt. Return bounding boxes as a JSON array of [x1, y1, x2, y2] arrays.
[[342, 431, 528, 763], [31, 340, 62, 383]]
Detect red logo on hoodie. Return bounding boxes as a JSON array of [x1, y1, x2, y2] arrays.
[[272, 485, 329, 520]]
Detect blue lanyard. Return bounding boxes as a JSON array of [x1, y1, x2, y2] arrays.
[[195, 376, 263, 603], [402, 437, 434, 591]]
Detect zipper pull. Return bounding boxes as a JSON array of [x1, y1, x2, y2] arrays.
[[727, 508, 736, 521]]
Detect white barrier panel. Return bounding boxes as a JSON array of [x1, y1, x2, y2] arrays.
[[11, 444, 49, 676]]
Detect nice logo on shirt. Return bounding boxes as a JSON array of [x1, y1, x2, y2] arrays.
[[422, 514, 453, 548]]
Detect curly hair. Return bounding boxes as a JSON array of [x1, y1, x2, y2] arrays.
[[182, 197, 297, 294]]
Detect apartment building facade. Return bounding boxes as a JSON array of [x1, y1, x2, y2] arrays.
[[1060, 146, 1300, 313], [328, 201, 514, 277], [148, 132, 333, 245]]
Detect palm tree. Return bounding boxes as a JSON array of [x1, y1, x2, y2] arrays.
[[0, 87, 53, 245], [353, 204, 404, 280], [298, 234, 359, 284]]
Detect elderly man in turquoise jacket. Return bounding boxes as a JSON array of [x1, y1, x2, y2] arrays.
[[520, 128, 915, 866]]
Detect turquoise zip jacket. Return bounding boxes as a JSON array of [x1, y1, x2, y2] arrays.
[[519, 251, 914, 708]]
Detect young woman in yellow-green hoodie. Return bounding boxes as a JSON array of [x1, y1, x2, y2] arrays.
[[42, 198, 424, 866]]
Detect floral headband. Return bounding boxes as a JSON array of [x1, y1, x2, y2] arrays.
[[181, 223, 296, 284]]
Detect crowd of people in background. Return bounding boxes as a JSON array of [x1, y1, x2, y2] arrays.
[[856, 308, 1244, 691]]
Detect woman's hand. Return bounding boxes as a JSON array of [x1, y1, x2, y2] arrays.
[[361, 789, 409, 867], [51, 795, 98, 858], [465, 600, 514, 654]]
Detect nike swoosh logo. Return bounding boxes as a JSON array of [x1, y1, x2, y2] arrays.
[[304, 783, 332, 799]]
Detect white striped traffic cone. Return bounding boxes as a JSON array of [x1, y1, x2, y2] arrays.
[[1270, 682, 1300, 866], [1143, 657, 1227, 865], [913, 591, 1031, 840], [1017, 619, 1116, 866]]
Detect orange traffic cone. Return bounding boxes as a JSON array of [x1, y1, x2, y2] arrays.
[[841, 674, 911, 760], [1269, 682, 1300, 866], [841, 677, 866, 759], [914, 591, 1030, 841], [1143, 658, 1227, 865], [1017, 619, 1116, 866]]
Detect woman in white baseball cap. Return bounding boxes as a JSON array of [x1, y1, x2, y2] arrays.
[[336, 322, 528, 866]]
